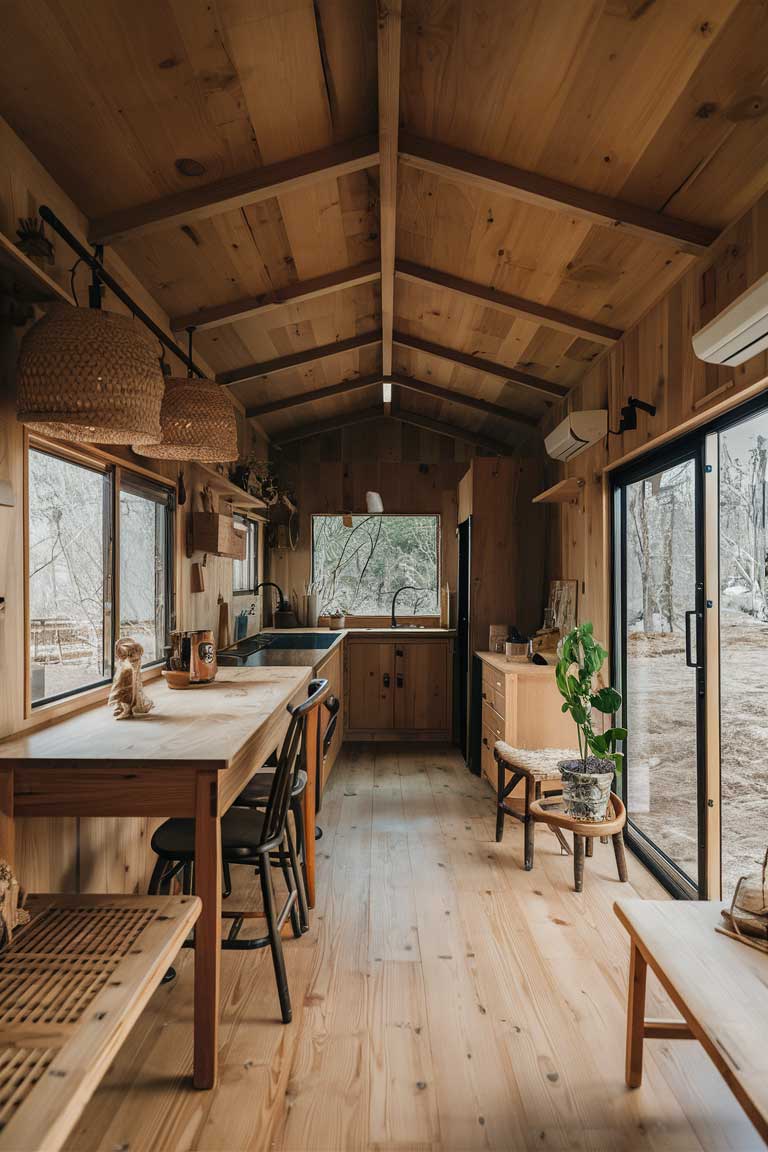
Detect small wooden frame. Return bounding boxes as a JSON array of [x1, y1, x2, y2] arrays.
[[0, 893, 200, 1152]]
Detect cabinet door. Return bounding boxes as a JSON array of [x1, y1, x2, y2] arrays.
[[347, 642, 394, 730], [394, 641, 449, 732]]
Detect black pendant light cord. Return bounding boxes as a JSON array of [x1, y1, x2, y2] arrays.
[[38, 204, 206, 379]]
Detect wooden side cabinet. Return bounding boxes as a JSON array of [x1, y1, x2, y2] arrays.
[[345, 635, 453, 740]]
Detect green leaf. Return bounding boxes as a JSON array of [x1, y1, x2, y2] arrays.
[[592, 686, 622, 714]]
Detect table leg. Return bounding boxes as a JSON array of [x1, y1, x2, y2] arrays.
[[626, 940, 647, 1088], [193, 771, 221, 1090], [302, 704, 319, 909], [0, 767, 14, 868]]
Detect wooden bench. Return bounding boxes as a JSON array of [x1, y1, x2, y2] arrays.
[[615, 899, 768, 1145], [0, 892, 200, 1152]]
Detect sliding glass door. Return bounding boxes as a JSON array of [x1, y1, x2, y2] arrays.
[[614, 395, 768, 899], [714, 406, 768, 899], [615, 446, 705, 897]]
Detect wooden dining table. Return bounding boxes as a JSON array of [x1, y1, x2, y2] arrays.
[[0, 665, 316, 1090]]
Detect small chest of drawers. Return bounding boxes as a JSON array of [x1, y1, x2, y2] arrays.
[[477, 653, 575, 790]]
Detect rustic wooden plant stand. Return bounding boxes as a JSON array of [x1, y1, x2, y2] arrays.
[[529, 791, 628, 892]]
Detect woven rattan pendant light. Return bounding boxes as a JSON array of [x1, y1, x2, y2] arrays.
[[16, 302, 164, 444], [133, 325, 238, 461], [133, 374, 238, 461]]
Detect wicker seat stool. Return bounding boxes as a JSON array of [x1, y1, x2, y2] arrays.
[[493, 742, 578, 869]]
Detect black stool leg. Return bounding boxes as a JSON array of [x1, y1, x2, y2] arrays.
[[523, 775, 535, 870], [573, 835, 585, 892], [495, 757, 506, 843], [259, 851, 292, 1024], [286, 824, 309, 933]]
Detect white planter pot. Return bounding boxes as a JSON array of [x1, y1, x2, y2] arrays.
[[559, 758, 614, 821]]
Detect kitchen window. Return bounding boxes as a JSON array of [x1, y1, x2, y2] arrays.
[[27, 441, 174, 708], [232, 515, 258, 594], [312, 514, 440, 617]]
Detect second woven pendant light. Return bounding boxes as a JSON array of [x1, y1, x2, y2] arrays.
[[133, 374, 239, 462]]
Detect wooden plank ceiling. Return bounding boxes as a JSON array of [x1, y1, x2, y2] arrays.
[[0, 0, 767, 452]]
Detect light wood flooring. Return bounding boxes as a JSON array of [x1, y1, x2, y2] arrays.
[[67, 744, 761, 1151]]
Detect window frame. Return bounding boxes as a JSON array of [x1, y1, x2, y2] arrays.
[[310, 512, 442, 622], [232, 515, 259, 596], [25, 434, 176, 714]]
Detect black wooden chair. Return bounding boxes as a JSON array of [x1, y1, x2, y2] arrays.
[[148, 678, 330, 1024], [234, 682, 340, 932]]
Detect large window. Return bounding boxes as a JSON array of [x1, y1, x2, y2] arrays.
[[28, 444, 174, 707], [312, 515, 440, 617], [119, 474, 174, 664]]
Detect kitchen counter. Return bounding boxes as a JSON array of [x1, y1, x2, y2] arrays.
[[477, 650, 557, 675]]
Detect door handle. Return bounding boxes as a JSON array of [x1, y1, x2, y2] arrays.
[[383, 673, 390, 688], [685, 610, 703, 668], [396, 674, 404, 688]]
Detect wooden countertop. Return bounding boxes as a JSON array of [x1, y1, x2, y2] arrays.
[[477, 651, 557, 675], [0, 666, 312, 772]]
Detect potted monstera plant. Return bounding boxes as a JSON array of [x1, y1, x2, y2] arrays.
[[555, 622, 626, 821]]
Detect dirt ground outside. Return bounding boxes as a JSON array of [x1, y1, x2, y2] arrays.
[[625, 612, 768, 897]]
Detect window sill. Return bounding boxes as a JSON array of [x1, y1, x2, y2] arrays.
[[24, 665, 163, 730]]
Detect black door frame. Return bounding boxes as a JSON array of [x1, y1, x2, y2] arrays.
[[611, 437, 707, 899]]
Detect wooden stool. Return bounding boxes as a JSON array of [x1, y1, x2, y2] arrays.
[[493, 742, 578, 869], [529, 791, 628, 892]]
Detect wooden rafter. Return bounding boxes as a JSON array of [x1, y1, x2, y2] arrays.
[[218, 331, 382, 387], [275, 405, 386, 444], [377, 0, 402, 393], [398, 132, 718, 256], [392, 330, 567, 400], [395, 259, 622, 345], [246, 373, 382, 418], [389, 373, 537, 427], [395, 409, 513, 455], [90, 134, 380, 245], [171, 261, 381, 333]]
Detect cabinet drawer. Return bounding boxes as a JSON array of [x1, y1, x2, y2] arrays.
[[482, 700, 504, 743], [480, 726, 497, 785], [482, 663, 505, 695]]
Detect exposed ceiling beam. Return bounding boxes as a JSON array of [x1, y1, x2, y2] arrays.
[[377, 0, 402, 395], [389, 372, 537, 427], [392, 330, 568, 400], [218, 331, 382, 387], [171, 260, 381, 333], [246, 372, 382, 418], [275, 405, 387, 444], [395, 259, 622, 345], [395, 409, 514, 456], [398, 132, 718, 256], [90, 134, 380, 246]]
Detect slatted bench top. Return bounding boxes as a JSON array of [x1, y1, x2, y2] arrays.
[[0, 892, 200, 1152], [615, 899, 768, 1143]]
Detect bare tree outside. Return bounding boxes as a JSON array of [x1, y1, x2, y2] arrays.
[[312, 515, 439, 616]]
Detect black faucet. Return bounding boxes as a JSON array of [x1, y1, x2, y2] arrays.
[[391, 585, 420, 628], [254, 581, 289, 610]]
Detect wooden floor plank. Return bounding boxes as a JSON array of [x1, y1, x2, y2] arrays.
[[66, 743, 762, 1152]]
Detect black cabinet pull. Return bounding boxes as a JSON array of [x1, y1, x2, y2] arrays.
[[383, 673, 390, 688], [395, 648, 404, 657], [396, 674, 404, 688]]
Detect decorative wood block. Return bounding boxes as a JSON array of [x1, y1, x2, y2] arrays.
[[191, 511, 246, 559]]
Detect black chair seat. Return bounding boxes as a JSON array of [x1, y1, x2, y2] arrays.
[[236, 768, 307, 807], [151, 807, 266, 862]]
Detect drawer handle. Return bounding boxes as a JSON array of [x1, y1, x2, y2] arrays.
[[383, 673, 390, 688], [482, 690, 487, 700], [482, 736, 488, 747]]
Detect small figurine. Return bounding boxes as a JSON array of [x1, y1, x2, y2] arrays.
[[0, 861, 29, 950], [108, 638, 154, 720]]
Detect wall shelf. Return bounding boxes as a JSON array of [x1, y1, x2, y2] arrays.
[[193, 462, 268, 516], [532, 477, 585, 505], [0, 232, 73, 305]]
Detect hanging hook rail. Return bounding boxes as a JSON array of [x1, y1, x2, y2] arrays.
[[38, 204, 206, 378]]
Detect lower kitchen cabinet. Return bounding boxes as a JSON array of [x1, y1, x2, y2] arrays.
[[345, 635, 453, 740]]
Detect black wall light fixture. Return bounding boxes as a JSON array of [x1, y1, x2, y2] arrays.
[[610, 395, 657, 436]]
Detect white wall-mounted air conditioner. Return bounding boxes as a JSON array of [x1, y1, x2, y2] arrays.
[[692, 269, 768, 366], [544, 410, 607, 462]]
